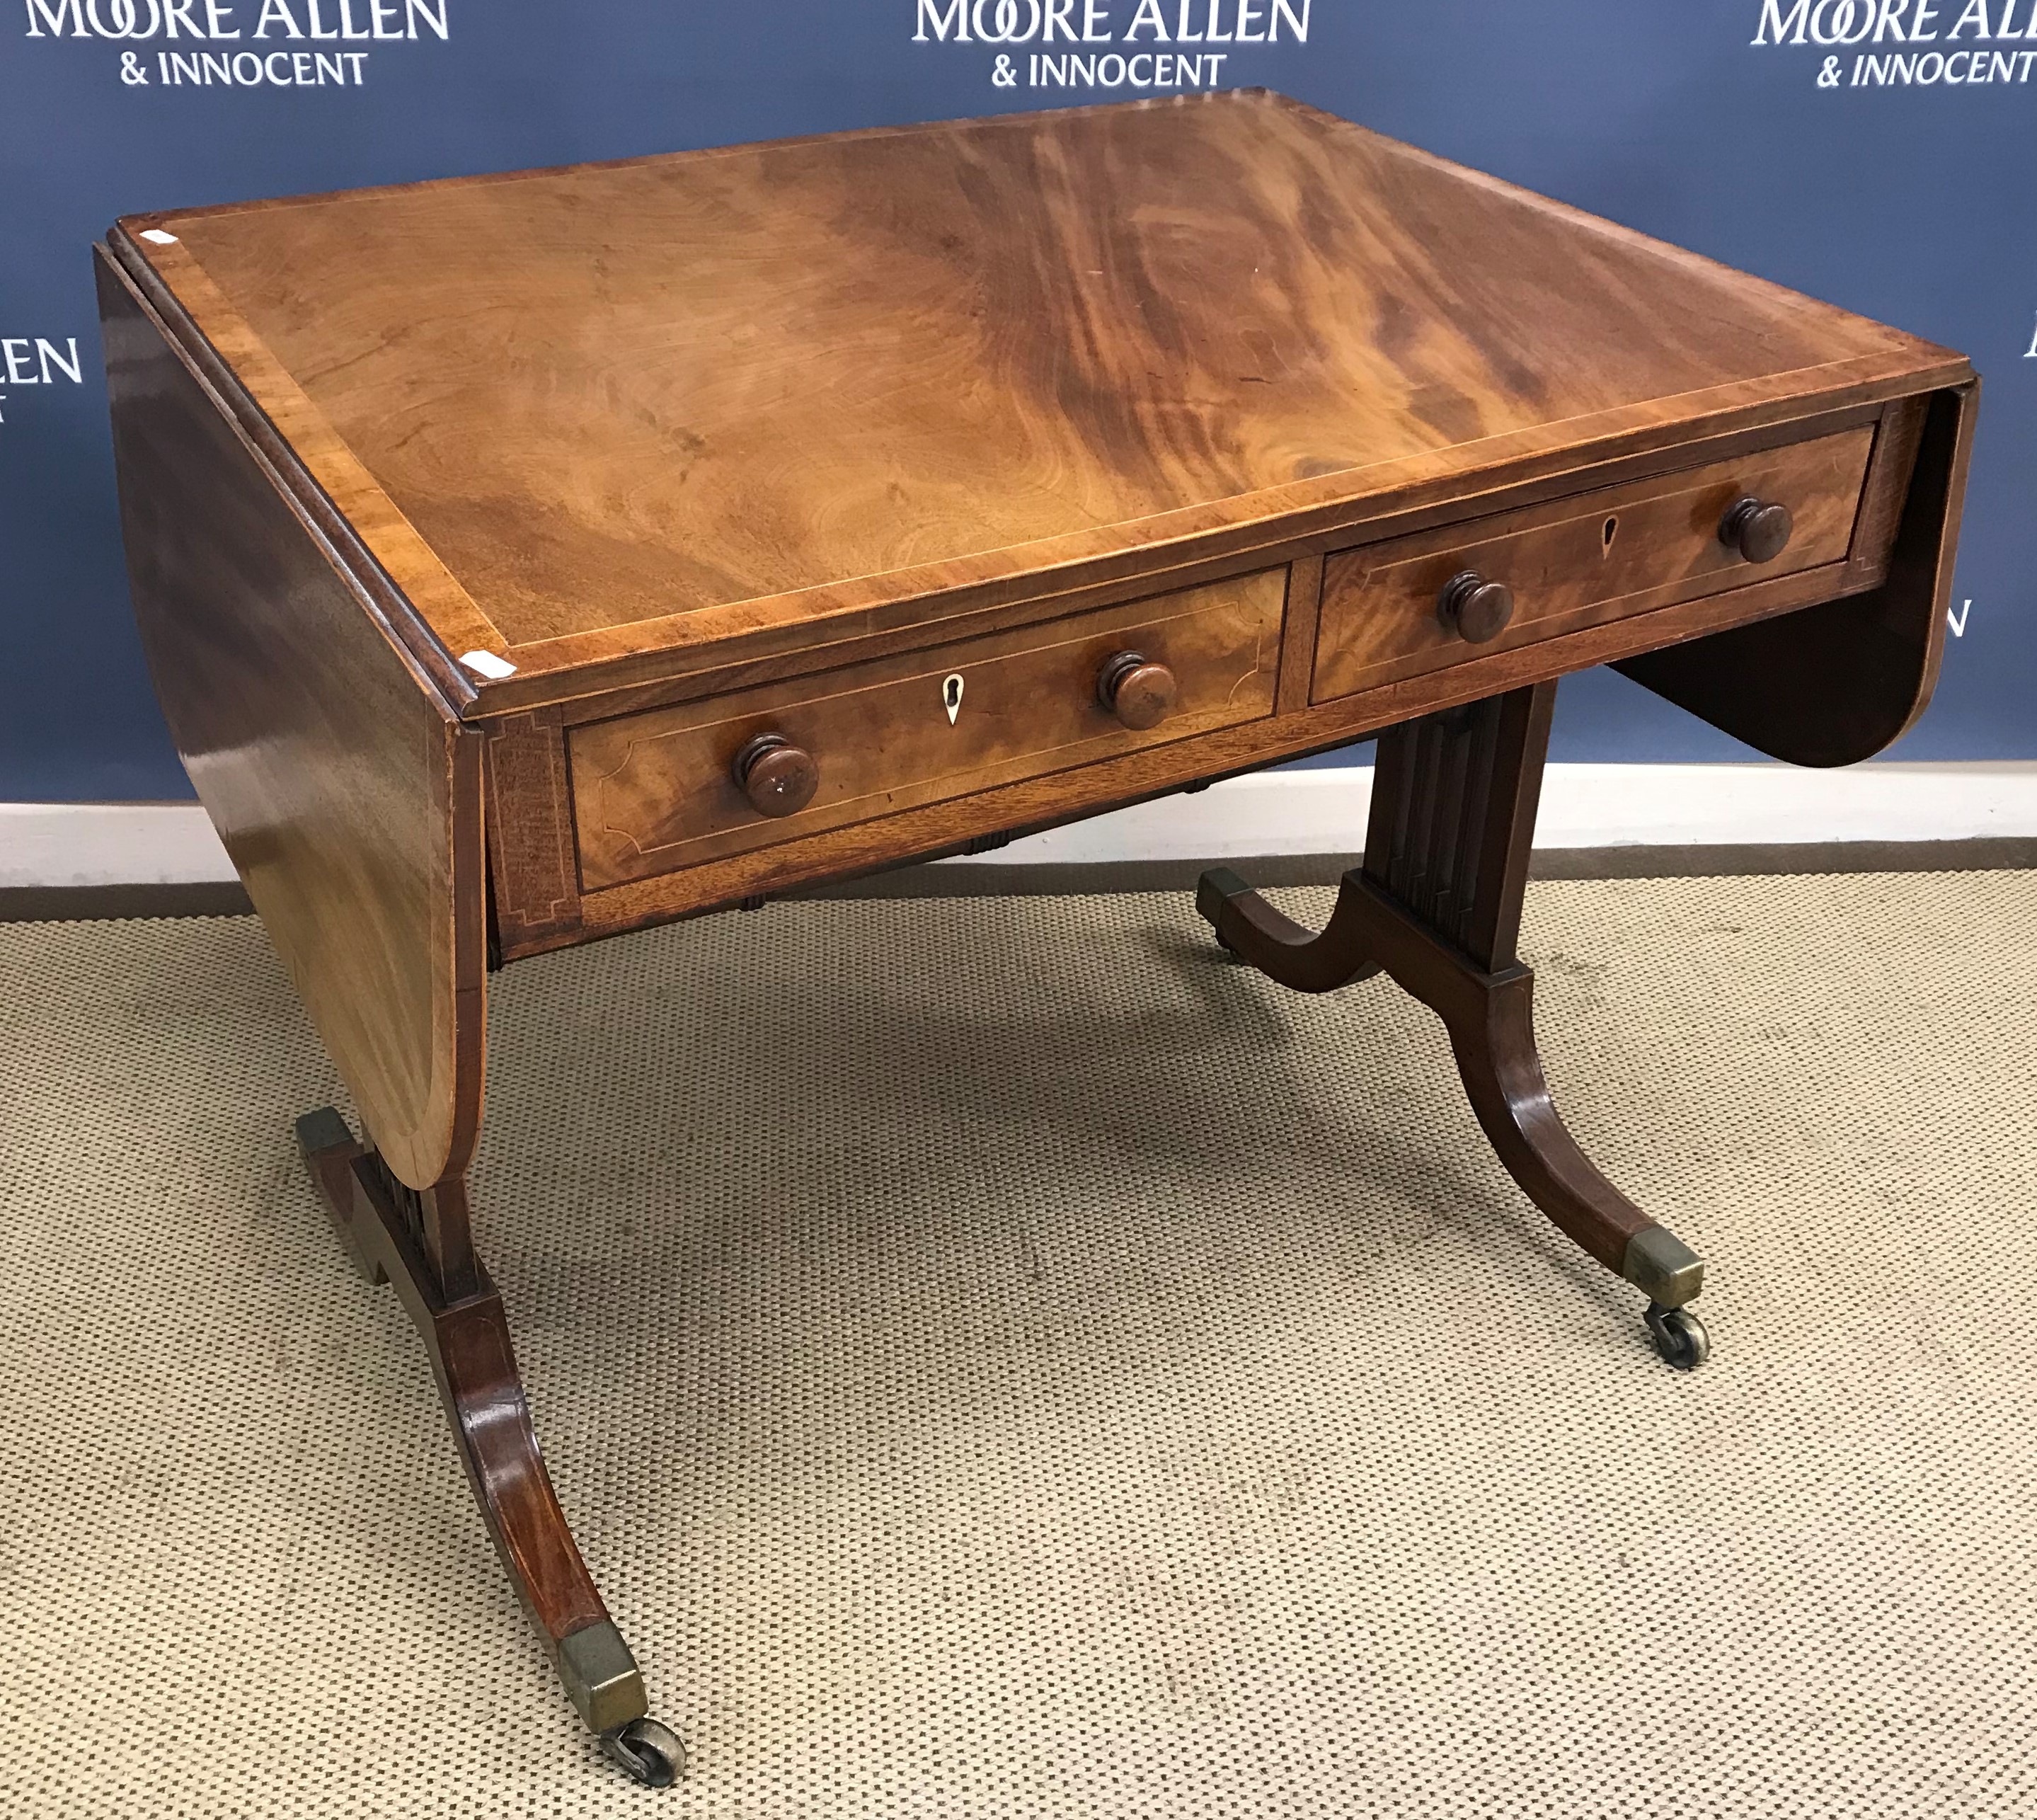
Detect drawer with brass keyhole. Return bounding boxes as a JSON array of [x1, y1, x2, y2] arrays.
[[568, 569, 1285, 891]]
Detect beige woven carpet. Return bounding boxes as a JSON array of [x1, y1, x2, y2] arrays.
[[3, 875, 2034, 1819]]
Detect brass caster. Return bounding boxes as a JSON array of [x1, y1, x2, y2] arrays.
[[600, 1716, 686, 1788], [1644, 1301, 1711, 1370]]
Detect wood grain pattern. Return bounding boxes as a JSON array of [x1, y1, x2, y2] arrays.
[[1614, 382, 1977, 767], [118, 91, 1968, 709], [1840, 391, 1929, 590], [1275, 554, 1325, 716], [97, 246, 485, 1194], [455, 402, 1895, 728], [484, 710, 583, 956], [1312, 425, 1875, 702], [106, 236, 483, 718], [118, 233, 504, 677], [569, 569, 1283, 891]]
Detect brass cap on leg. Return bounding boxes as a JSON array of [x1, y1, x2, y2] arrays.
[[1621, 1225, 1704, 1308], [556, 1619, 648, 1736]]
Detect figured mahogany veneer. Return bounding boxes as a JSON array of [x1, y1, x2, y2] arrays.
[[96, 253, 486, 1194], [98, 91, 1976, 1775], [112, 91, 1968, 712]]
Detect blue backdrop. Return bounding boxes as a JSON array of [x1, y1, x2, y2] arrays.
[[3, 2, 2029, 800]]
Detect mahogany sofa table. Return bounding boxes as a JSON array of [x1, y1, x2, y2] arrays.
[[98, 92, 1974, 1785]]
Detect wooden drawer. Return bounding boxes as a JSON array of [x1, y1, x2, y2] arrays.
[[568, 569, 1285, 891], [1311, 425, 1876, 703]]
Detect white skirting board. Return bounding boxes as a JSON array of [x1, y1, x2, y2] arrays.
[[4, 764, 2035, 891]]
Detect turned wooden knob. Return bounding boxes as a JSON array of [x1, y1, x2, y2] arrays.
[[1720, 495, 1794, 564], [1096, 650, 1178, 730], [1436, 571, 1515, 643], [731, 732, 818, 818]]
